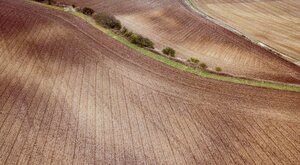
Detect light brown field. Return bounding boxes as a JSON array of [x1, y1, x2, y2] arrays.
[[60, 0, 300, 84], [0, 0, 300, 164], [192, 0, 300, 65]]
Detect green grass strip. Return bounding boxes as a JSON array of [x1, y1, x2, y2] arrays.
[[29, 1, 300, 92]]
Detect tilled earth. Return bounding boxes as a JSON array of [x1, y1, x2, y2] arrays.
[[0, 0, 300, 164]]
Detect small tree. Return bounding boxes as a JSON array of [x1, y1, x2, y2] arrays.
[[48, 0, 56, 5], [188, 57, 199, 64], [215, 67, 222, 72], [125, 31, 133, 38], [120, 27, 128, 35], [82, 7, 95, 16], [130, 33, 154, 48], [94, 13, 122, 30], [162, 47, 176, 57], [200, 63, 208, 69]]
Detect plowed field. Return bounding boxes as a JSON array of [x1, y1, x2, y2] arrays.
[[192, 0, 300, 65], [59, 0, 300, 84], [0, 0, 300, 164]]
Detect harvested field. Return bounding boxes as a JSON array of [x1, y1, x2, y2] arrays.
[[59, 0, 300, 84], [0, 0, 300, 164], [192, 0, 300, 65]]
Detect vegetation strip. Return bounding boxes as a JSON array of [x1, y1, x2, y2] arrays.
[[29, 0, 300, 92]]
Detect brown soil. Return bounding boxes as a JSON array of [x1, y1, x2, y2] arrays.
[[0, 0, 299, 164], [59, 0, 300, 84]]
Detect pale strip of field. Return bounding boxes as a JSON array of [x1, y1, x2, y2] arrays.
[[193, 0, 300, 64]]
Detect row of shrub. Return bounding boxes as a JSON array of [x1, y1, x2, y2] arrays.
[[80, 7, 223, 73], [77, 7, 224, 73], [34, 1, 223, 73], [188, 57, 222, 72], [117, 27, 153, 48], [79, 8, 221, 72]]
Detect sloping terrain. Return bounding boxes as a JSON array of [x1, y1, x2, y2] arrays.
[[192, 0, 300, 65], [0, 0, 300, 164], [59, 0, 300, 84]]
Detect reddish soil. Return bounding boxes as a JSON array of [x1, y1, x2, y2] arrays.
[[0, 0, 299, 164], [59, 0, 300, 84]]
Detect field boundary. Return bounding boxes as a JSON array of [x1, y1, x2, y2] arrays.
[[184, 0, 300, 66], [28, 0, 300, 92]]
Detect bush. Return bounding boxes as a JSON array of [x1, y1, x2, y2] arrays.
[[93, 13, 121, 30], [33, 0, 55, 5], [200, 63, 208, 69], [215, 67, 222, 72], [129, 33, 154, 48], [120, 27, 128, 35], [162, 47, 176, 57], [33, 0, 46, 2], [47, 0, 55, 5], [124, 31, 133, 38], [188, 57, 199, 64], [47, 0, 54, 5], [82, 7, 94, 16]]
